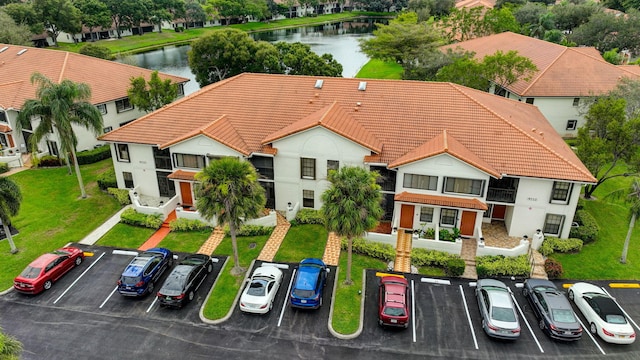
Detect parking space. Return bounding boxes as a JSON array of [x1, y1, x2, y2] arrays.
[[225, 260, 335, 339], [5, 244, 225, 324]]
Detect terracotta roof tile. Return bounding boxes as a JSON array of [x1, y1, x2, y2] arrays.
[[395, 191, 488, 210], [0, 44, 189, 109], [101, 73, 596, 183], [441, 32, 639, 97], [0, 124, 11, 133], [455, 0, 495, 8], [167, 169, 198, 181], [161, 115, 250, 155], [619, 65, 640, 76]]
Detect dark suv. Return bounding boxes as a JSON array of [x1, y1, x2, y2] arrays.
[[117, 248, 174, 297], [290, 258, 328, 309], [157, 254, 214, 308]]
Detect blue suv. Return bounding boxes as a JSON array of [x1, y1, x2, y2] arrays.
[[118, 248, 174, 297], [290, 258, 328, 309]]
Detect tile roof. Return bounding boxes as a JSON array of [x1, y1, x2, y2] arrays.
[[455, 0, 496, 8], [0, 44, 189, 110], [441, 32, 639, 97], [395, 191, 488, 211], [0, 124, 11, 133], [620, 65, 640, 76], [100, 73, 596, 183], [167, 170, 198, 181]]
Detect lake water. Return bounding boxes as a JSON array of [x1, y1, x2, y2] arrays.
[[121, 20, 378, 95]]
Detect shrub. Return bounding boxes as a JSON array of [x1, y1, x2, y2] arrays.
[[539, 237, 583, 256], [97, 168, 117, 190], [342, 237, 396, 262], [411, 247, 457, 267], [422, 227, 436, 239], [0, 162, 8, 174], [107, 188, 131, 205], [76, 145, 112, 165], [292, 208, 324, 225], [36, 155, 65, 167], [475, 255, 530, 277], [569, 209, 598, 244], [544, 258, 563, 279], [79, 43, 113, 59], [120, 208, 163, 229], [224, 224, 274, 237], [170, 218, 212, 232], [445, 258, 466, 277]]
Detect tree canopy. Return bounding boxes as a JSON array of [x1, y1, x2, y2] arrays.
[[127, 70, 179, 113], [0, 10, 32, 45]]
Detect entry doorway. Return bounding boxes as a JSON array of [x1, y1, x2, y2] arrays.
[[399, 204, 414, 229], [460, 211, 477, 237], [179, 182, 193, 207]]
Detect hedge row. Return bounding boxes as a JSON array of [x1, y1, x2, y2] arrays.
[[0, 162, 8, 174], [98, 168, 117, 190], [224, 224, 274, 237], [107, 187, 131, 205], [290, 208, 324, 225], [76, 145, 111, 165], [341, 237, 396, 261], [170, 218, 212, 232], [569, 209, 598, 244], [120, 208, 163, 229], [539, 237, 583, 256], [476, 255, 530, 277]]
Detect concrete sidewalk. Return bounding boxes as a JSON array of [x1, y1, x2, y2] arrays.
[[78, 205, 131, 245]]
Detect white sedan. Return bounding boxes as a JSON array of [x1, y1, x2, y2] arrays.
[[568, 282, 636, 344], [239, 265, 284, 314]]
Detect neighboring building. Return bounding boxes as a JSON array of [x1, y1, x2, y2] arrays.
[[100, 73, 595, 240], [0, 44, 189, 159], [442, 32, 640, 137]]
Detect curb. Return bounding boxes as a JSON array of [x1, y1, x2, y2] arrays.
[[199, 258, 254, 325], [0, 286, 13, 296], [327, 267, 365, 340]]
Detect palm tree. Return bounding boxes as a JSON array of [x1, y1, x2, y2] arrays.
[[607, 178, 640, 264], [195, 157, 266, 275], [321, 166, 383, 284], [17, 73, 103, 199], [0, 177, 22, 254]]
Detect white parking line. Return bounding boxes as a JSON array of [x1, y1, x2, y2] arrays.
[[510, 290, 544, 353], [411, 279, 416, 343], [420, 278, 451, 285], [459, 285, 479, 350], [146, 296, 158, 313], [53, 252, 106, 304], [100, 286, 118, 308], [601, 287, 640, 332], [573, 310, 606, 355], [278, 268, 296, 327]]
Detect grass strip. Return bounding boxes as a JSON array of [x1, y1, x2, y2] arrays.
[[96, 223, 155, 249], [272, 224, 327, 263], [356, 59, 403, 79]]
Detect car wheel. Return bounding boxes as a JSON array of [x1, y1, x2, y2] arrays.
[[568, 289, 574, 301], [590, 323, 597, 335], [378, 319, 384, 327], [207, 264, 213, 273], [43, 280, 52, 291], [269, 301, 273, 311], [522, 287, 529, 297], [539, 319, 545, 331], [404, 322, 409, 329], [188, 291, 195, 302], [147, 282, 154, 294], [75, 256, 83, 266]]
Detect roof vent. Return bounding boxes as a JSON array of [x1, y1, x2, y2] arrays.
[[314, 79, 324, 89], [358, 81, 367, 91], [17, 49, 28, 56], [0, 47, 8, 53]]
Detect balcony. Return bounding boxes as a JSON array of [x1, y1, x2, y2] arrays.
[[486, 187, 517, 203]]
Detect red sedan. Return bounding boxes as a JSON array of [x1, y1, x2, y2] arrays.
[[13, 247, 85, 294], [378, 276, 410, 328]]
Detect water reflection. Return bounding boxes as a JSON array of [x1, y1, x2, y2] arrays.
[[120, 20, 379, 95]]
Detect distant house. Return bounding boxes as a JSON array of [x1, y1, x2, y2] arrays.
[[442, 32, 640, 138], [100, 73, 595, 241], [0, 44, 189, 160]]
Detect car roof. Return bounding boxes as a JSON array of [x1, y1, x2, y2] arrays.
[[253, 265, 282, 279], [539, 290, 572, 310], [589, 295, 625, 317], [295, 264, 322, 291], [527, 279, 556, 289], [382, 278, 407, 307], [122, 255, 157, 276], [29, 253, 59, 267], [486, 287, 512, 308], [179, 254, 208, 266]]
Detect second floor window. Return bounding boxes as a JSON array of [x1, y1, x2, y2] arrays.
[[403, 174, 437, 191], [96, 104, 107, 115], [444, 177, 484, 196], [115, 98, 133, 113], [301, 158, 316, 179], [116, 143, 130, 162], [174, 153, 205, 169], [551, 181, 572, 203], [327, 160, 339, 172]]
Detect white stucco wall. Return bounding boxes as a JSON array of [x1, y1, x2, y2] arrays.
[[506, 95, 586, 138], [112, 143, 158, 197], [170, 135, 243, 161]]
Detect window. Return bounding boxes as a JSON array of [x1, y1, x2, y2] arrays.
[[573, 98, 580, 107], [371, 166, 397, 192], [47, 140, 59, 157], [551, 181, 572, 203], [116, 143, 130, 162], [250, 156, 274, 180], [543, 214, 565, 235], [525, 98, 534, 104], [177, 84, 185, 97], [123, 172, 134, 188], [153, 147, 171, 170], [440, 208, 457, 227], [174, 153, 205, 169], [0, 111, 7, 123], [301, 158, 316, 179], [115, 98, 133, 113], [96, 104, 107, 115], [444, 177, 484, 196], [0, 134, 7, 147], [566, 120, 577, 131], [327, 160, 339, 172], [303, 189, 314, 208], [420, 207, 434, 222], [403, 174, 437, 191], [103, 126, 113, 133]]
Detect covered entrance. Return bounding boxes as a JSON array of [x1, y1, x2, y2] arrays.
[[460, 211, 477, 237], [399, 204, 414, 229], [179, 182, 193, 207]]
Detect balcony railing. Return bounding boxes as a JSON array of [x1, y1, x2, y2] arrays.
[[486, 188, 516, 203]]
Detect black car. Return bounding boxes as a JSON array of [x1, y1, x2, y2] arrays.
[[523, 279, 582, 341], [157, 254, 214, 308]]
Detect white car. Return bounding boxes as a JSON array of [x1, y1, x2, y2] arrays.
[[239, 265, 284, 314], [568, 282, 636, 344]]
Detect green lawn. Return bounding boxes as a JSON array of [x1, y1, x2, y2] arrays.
[[356, 59, 403, 79], [1, 160, 121, 289], [272, 224, 327, 263], [96, 223, 155, 249], [159, 229, 211, 253]]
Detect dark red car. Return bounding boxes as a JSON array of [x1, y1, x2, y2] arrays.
[[378, 276, 410, 328], [13, 247, 85, 294]]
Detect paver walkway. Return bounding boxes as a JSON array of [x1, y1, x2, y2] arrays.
[[393, 230, 412, 273], [138, 210, 176, 251], [257, 213, 291, 262], [460, 238, 478, 280], [322, 232, 341, 266], [197, 226, 225, 256], [530, 249, 548, 279]]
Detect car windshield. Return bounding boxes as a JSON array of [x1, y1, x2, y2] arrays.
[[247, 279, 267, 296], [383, 306, 406, 317], [492, 306, 516, 322], [121, 276, 141, 285], [551, 309, 577, 323], [20, 266, 41, 279], [293, 289, 315, 298], [606, 315, 627, 324]]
